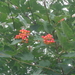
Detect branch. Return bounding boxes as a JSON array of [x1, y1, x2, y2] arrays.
[[11, 57, 60, 74]]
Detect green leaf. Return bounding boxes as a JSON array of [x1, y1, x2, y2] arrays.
[[32, 69, 47, 75], [5, 51, 17, 56], [0, 13, 7, 22], [30, 24, 43, 31], [32, 69, 42, 75], [34, 12, 47, 20], [43, 21, 49, 33], [31, 73, 47, 75], [0, 51, 11, 57], [7, 23, 14, 30], [56, 29, 71, 50], [0, 2, 9, 13], [11, 0, 19, 6], [38, 60, 50, 67], [62, 52, 75, 58], [11, 39, 22, 45], [29, 0, 45, 14], [58, 63, 71, 73], [32, 74, 47, 75], [18, 15, 28, 28], [20, 52, 34, 61], [61, 21, 73, 39], [4, 45, 13, 51], [34, 35, 43, 41], [53, 16, 65, 23]]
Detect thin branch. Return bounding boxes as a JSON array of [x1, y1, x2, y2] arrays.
[[11, 57, 60, 74], [43, 0, 50, 24]]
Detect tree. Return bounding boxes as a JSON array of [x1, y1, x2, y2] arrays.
[[0, 0, 75, 75]]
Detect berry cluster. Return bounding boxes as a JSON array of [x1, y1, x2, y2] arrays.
[[15, 29, 30, 43], [41, 34, 55, 44], [15, 30, 55, 44]]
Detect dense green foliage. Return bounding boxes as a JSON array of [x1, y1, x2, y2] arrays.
[[0, 0, 75, 75]]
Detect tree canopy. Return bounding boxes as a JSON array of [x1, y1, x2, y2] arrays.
[[0, 0, 75, 75]]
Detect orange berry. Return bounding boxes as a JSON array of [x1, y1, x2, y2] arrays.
[[42, 34, 55, 45], [15, 29, 30, 43], [15, 35, 20, 39]]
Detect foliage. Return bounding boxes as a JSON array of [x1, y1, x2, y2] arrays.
[[0, 0, 75, 75]]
